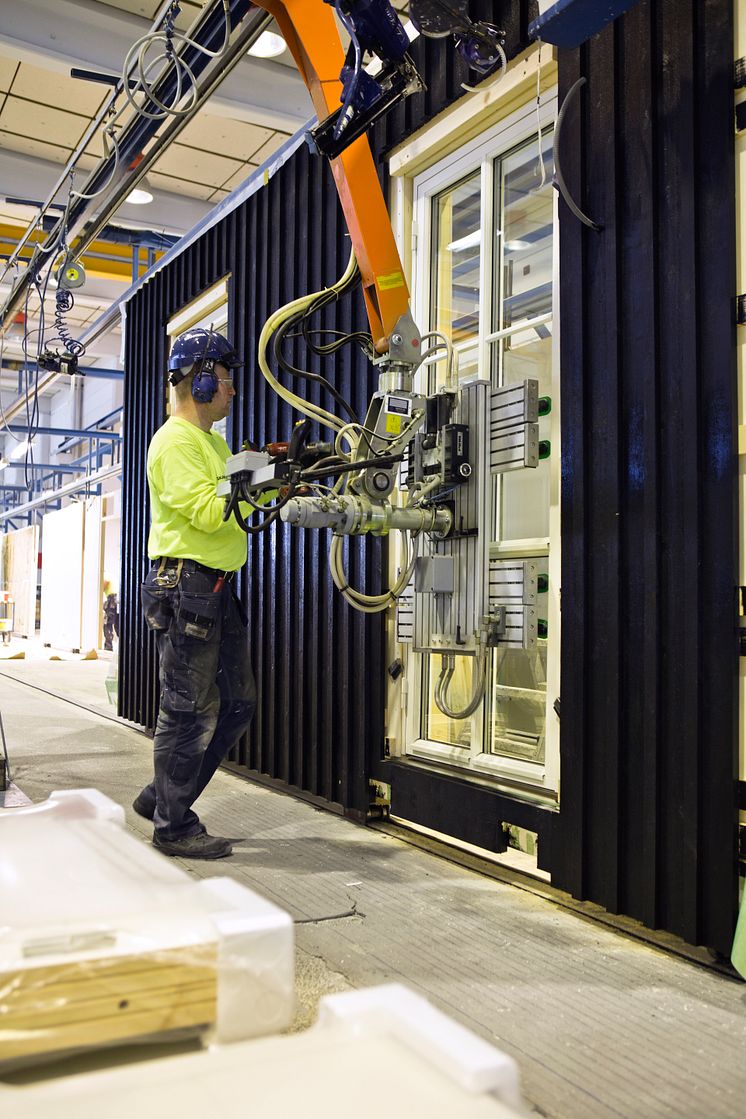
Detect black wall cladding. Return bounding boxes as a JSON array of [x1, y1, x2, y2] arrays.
[[554, 0, 738, 953], [120, 5, 536, 816], [121, 0, 739, 953]]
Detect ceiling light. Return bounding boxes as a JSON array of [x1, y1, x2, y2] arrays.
[[0, 458, 8, 472], [126, 185, 153, 205], [126, 175, 154, 205], [504, 239, 533, 252], [446, 230, 481, 253], [248, 31, 286, 58]]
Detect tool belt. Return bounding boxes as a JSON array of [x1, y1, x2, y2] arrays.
[[152, 557, 236, 584]]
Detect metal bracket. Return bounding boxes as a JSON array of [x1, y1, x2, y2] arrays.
[[396, 580, 415, 645], [490, 380, 540, 473], [368, 779, 391, 820]]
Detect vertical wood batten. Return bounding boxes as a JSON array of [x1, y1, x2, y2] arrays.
[[695, 0, 739, 950], [584, 24, 622, 911], [617, 0, 660, 928], [557, 45, 587, 898]]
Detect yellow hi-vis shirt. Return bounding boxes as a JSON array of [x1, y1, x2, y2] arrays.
[[147, 416, 247, 571]]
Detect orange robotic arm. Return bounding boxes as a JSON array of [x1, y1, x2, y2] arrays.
[[253, 0, 416, 353]]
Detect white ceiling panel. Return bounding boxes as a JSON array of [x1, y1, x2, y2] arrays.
[[0, 130, 71, 167], [0, 97, 88, 150], [218, 164, 259, 194], [148, 171, 216, 202], [177, 112, 278, 161], [94, 0, 203, 31], [250, 131, 288, 166], [152, 142, 243, 188], [12, 63, 109, 117], [93, 0, 161, 18], [0, 57, 18, 93]]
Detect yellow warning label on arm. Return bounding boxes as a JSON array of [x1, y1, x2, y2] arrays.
[[385, 414, 403, 435], [378, 271, 405, 291]]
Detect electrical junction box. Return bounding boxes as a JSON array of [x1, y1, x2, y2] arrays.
[[222, 449, 285, 497], [225, 449, 272, 475], [415, 556, 454, 595], [529, 0, 643, 48]]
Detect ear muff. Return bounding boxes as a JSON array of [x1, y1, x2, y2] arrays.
[[190, 362, 219, 403]]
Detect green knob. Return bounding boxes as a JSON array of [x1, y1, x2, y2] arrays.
[[537, 573, 549, 593], [538, 396, 552, 416], [538, 440, 551, 460], [538, 619, 548, 639]]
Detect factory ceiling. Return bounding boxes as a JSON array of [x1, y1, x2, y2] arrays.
[[0, 0, 409, 383]]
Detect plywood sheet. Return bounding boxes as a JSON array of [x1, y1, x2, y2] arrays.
[[4, 524, 39, 638]]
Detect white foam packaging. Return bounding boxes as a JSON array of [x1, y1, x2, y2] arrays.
[[0, 789, 294, 1067], [1, 984, 525, 1118]]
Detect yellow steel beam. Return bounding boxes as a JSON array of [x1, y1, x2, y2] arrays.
[[0, 223, 163, 283]]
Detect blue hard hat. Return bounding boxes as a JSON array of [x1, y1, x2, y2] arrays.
[[167, 327, 241, 374]]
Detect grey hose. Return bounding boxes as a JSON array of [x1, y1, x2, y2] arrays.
[[434, 652, 487, 720], [553, 77, 603, 233]]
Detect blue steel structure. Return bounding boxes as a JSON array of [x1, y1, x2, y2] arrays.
[[529, 0, 643, 47]]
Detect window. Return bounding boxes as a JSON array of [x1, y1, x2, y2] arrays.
[[406, 93, 560, 795], [166, 278, 230, 436]]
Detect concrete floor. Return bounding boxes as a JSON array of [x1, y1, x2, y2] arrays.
[[1, 651, 746, 1118]]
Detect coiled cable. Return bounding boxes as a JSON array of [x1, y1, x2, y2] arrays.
[[51, 289, 86, 358]]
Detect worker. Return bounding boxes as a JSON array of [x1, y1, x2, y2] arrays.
[[133, 327, 256, 859], [102, 577, 119, 651]]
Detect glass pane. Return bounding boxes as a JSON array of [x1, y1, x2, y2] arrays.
[[489, 646, 547, 763], [492, 128, 555, 544], [493, 130, 554, 336], [424, 654, 477, 748], [431, 171, 482, 385]]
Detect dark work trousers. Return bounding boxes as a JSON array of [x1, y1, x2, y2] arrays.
[[103, 594, 119, 650], [140, 563, 256, 840]]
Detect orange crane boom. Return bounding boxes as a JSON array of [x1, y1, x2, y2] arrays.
[[253, 1, 412, 349]]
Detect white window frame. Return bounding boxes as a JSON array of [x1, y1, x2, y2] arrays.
[[400, 91, 561, 799]]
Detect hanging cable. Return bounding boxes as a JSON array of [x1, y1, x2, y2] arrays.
[[122, 0, 231, 121], [553, 77, 603, 233], [257, 247, 361, 436], [434, 651, 488, 720]]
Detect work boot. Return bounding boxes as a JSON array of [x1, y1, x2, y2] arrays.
[[152, 831, 232, 859], [133, 791, 207, 835]]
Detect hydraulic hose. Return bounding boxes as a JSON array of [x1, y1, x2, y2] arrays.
[[434, 651, 487, 720]]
